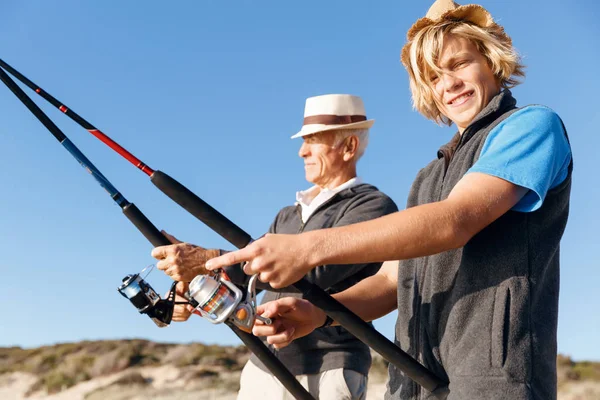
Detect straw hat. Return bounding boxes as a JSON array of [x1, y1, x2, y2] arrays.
[[291, 94, 374, 139], [400, 0, 510, 67]]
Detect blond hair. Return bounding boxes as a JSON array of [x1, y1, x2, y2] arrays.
[[405, 20, 525, 125]]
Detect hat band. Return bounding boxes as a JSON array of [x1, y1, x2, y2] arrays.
[[303, 114, 366, 126]]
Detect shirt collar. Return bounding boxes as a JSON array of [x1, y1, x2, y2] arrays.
[[295, 177, 362, 207]]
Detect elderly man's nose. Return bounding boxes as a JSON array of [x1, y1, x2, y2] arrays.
[[299, 141, 310, 157]]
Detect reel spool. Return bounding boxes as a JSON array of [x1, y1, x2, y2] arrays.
[[117, 265, 176, 327], [188, 272, 271, 332]]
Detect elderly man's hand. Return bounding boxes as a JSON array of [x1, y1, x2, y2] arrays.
[[205, 233, 315, 289], [171, 282, 194, 322], [151, 230, 221, 282], [252, 297, 326, 349]]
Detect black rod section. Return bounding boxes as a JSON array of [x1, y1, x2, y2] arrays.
[[151, 171, 252, 248], [0, 66, 315, 400], [0, 59, 91, 126], [228, 323, 314, 400], [0, 66, 66, 141]]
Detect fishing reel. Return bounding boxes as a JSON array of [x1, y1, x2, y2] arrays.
[[117, 265, 271, 331], [117, 265, 180, 327], [188, 271, 271, 332]]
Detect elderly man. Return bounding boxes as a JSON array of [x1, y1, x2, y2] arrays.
[[206, 1, 573, 399], [151, 93, 398, 399]]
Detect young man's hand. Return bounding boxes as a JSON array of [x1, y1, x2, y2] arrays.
[[252, 297, 326, 349], [206, 233, 315, 288]]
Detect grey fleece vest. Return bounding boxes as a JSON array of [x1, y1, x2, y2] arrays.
[[386, 91, 572, 400]]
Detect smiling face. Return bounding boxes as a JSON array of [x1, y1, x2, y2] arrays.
[[298, 130, 357, 188], [430, 35, 501, 132]]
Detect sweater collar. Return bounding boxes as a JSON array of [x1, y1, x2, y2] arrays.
[[437, 90, 517, 160]]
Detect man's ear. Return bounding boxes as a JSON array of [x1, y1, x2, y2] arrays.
[[343, 136, 358, 162]]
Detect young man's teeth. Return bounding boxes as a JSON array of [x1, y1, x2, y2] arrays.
[[451, 93, 471, 104]]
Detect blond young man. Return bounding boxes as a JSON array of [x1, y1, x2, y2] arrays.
[[152, 94, 398, 399], [206, 1, 573, 399]]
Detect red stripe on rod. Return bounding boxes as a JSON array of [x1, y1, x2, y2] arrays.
[[59, 105, 68, 113], [87, 129, 154, 176]]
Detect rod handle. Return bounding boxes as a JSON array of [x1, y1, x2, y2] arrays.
[[150, 170, 252, 249], [122, 203, 171, 247]]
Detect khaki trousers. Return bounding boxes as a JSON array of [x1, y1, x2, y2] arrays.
[[237, 360, 367, 400]]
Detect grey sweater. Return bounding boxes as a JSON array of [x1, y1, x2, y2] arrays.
[[387, 91, 572, 400], [226, 183, 398, 376]]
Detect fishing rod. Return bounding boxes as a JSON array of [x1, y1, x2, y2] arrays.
[[0, 59, 448, 397], [0, 58, 248, 248], [0, 66, 315, 400]]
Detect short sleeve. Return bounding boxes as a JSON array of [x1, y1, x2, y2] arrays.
[[467, 106, 571, 212]]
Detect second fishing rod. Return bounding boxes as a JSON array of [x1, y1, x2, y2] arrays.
[[0, 58, 448, 396], [0, 65, 315, 400]]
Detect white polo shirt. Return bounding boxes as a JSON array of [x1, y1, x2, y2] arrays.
[[295, 177, 363, 223]]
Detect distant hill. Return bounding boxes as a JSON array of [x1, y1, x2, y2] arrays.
[[0, 340, 598, 399], [0, 339, 248, 399]]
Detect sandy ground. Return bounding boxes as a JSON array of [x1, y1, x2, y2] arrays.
[[558, 381, 600, 400], [0, 366, 256, 400], [2, 369, 599, 399], [0, 372, 38, 400]]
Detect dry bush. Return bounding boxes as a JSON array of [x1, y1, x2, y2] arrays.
[[112, 371, 149, 386]]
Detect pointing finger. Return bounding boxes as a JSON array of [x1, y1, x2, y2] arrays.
[[205, 247, 254, 271]]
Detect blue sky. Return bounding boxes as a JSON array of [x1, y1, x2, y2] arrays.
[[0, 0, 598, 362]]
